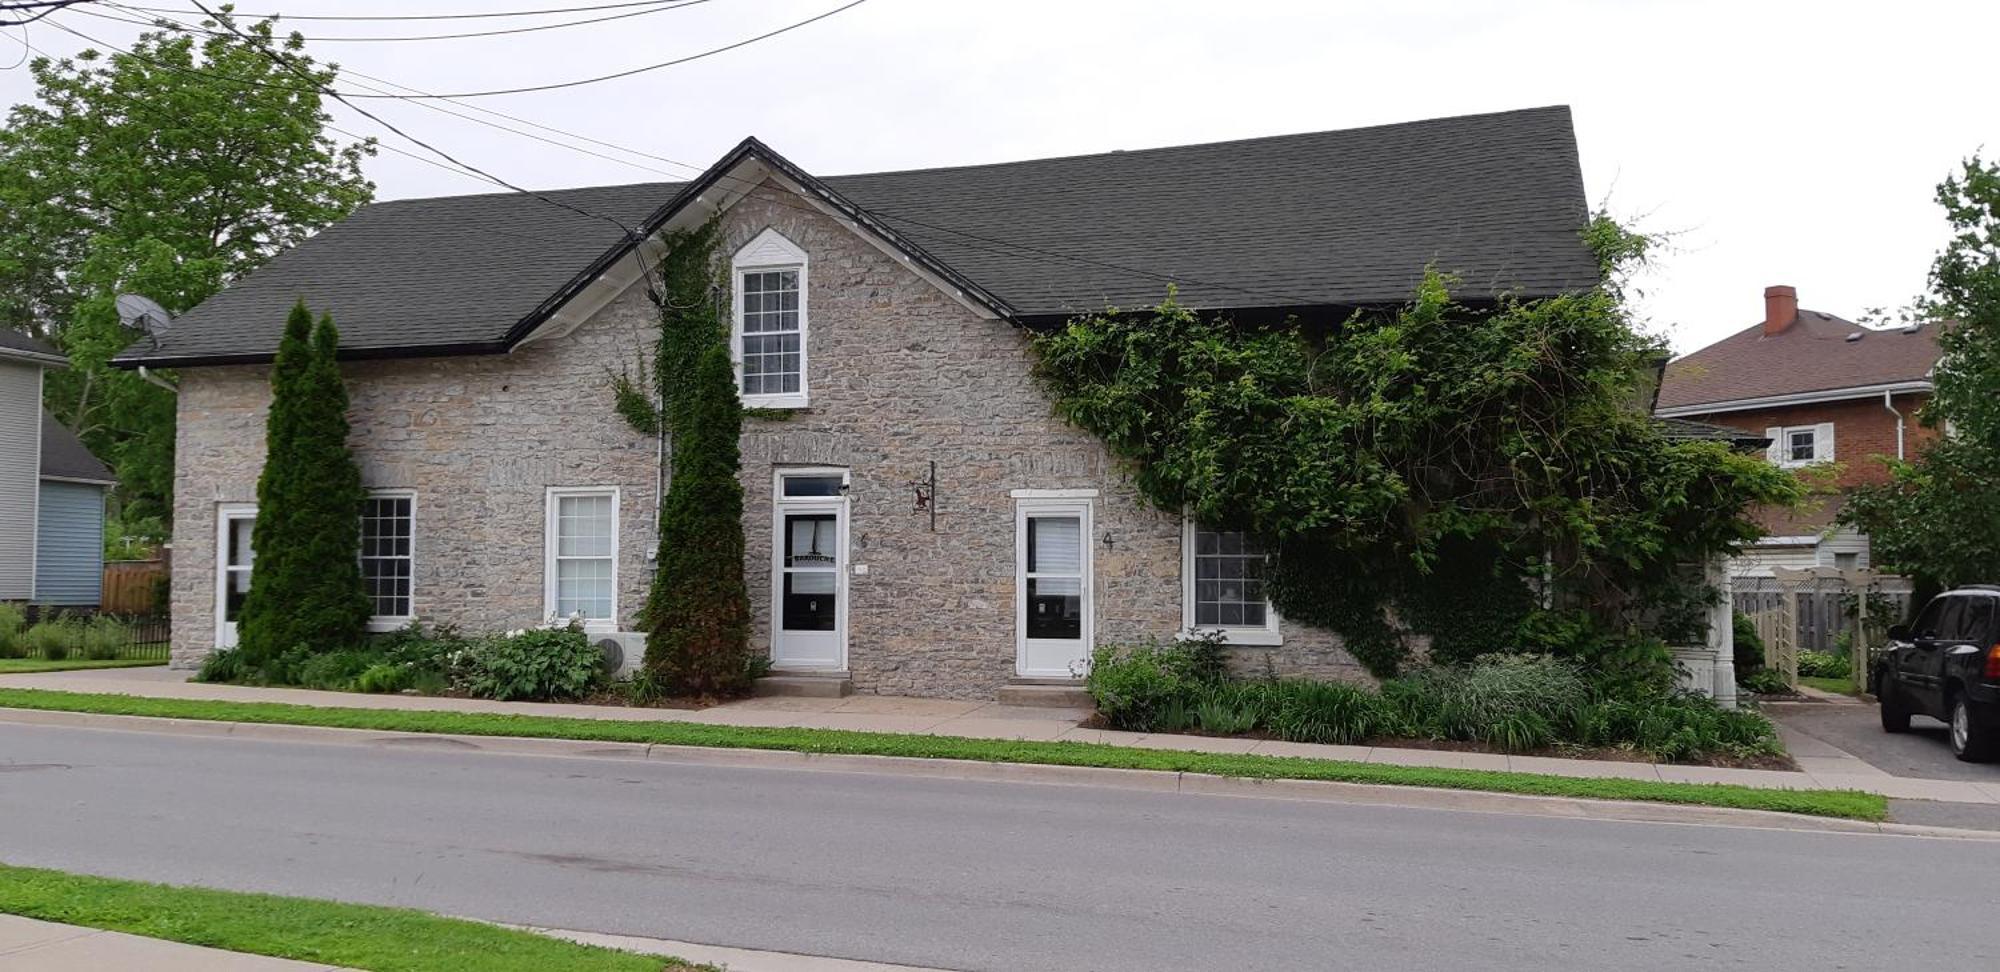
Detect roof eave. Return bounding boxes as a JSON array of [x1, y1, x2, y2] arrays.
[[112, 339, 511, 370], [1656, 379, 1934, 417]]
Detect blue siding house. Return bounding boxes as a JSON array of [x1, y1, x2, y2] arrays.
[[0, 330, 114, 607], [34, 413, 114, 605]]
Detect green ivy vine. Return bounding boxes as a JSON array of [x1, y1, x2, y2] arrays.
[[1031, 218, 1802, 680]]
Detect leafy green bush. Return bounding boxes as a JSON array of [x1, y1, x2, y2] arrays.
[[1571, 692, 1782, 762], [1192, 682, 1264, 735], [22, 621, 71, 661], [1264, 679, 1390, 744], [1085, 638, 1230, 731], [1392, 654, 1589, 742], [79, 616, 129, 660], [1738, 669, 1791, 696], [354, 662, 412, 694], [1797, 650, 1852, 679], [0, 603, 25, 657], [196, 647, 247, 683], [464, 624, 602, 702], [1733, 612, 1766, 675]]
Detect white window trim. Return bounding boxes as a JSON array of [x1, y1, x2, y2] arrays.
[[544, 486, 620, 632], [731, 227, 809, 409], [769, 467, 851, 672], [362, 489, 417, 633], [1181, 518, 1283, 647], [1014, 495, 1095, 676], [1765, 422, 1835, 469], [214, 502, 256, 650]]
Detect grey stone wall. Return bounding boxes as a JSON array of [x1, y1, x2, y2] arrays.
[[168, 177, 1365, 694]]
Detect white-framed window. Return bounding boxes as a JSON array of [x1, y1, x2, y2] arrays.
[[731, 227, 809, 409], [545, 487, 619, 628], [1014, 494, 1095, 676], [1183, 520, 1282, 646], [360, 491, 415, 629], [1764, 423, 1834, 468]]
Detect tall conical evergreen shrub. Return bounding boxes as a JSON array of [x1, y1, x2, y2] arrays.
[[237, 307, 369, 671], [642, 222, 753, 695], [236, 303, 313, 671]]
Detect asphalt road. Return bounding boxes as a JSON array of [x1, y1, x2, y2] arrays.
[[1770, 702, 2000, 781], [2, 723, 1996, 972]]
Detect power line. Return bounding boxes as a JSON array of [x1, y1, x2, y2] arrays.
[[76, 0, 721, 43], [60, 0, 869, 98], [1, 0, 89, 27], [45, 5, 1325, 309], [118, 0, 711, 21]]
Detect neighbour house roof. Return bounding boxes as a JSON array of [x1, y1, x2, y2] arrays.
[[0, 328, 66, 366], [114, 105, 1599, 368], [1656, 311, 1942, 413], [39, 412, 115, 485], [1655, 416, 1771, 450]]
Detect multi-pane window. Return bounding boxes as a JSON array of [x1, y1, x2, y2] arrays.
[[1191, 527, 1268, 628], [360, 495, 414, 620], [550, 490, 616, 622], [739, 269, 801, 397], [1787, 429, 1816, 463]]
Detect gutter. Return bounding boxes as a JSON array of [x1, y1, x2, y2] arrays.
[[1656, 380, 1934, 418], [1883, 390, 1906, 460]]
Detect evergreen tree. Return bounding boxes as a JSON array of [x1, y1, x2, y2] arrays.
[[235, 302, 313, 670], [237, 308, 369, 671], [641, 221, 753, 695]]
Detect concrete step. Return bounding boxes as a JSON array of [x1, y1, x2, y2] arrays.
[[997, 680, 1093, 708], [754, 673, 854, 699]]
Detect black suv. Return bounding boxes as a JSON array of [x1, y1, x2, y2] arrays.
[[1876, 586, 2000, 761]]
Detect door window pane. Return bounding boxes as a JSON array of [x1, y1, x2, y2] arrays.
[[781, 512, 838, 632], [786, 514, 838, 567], [551, 492, 616, 620], [781, 474, 844, 497], [360, 495, 414, 619], [1024, 515, 1084, 641]]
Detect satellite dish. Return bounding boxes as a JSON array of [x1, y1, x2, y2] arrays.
[[115, 294, 173, 346]]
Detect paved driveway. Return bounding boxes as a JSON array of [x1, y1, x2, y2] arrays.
[[1768, 701, 2000, 781]]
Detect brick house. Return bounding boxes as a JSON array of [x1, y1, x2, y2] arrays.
[[116, 106, 1612, 700], [1655, 285, 1942, 576]]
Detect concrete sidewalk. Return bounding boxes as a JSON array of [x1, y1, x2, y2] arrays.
[[0, 915, 349, 970], [7, 666, 2000, 805]]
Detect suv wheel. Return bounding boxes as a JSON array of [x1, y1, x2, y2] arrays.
[[1949, 693, 2000, 763], [1879, 672, 1912, 733]]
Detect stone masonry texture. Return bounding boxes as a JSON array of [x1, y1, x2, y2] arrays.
[[169, 178, 1362, 696]]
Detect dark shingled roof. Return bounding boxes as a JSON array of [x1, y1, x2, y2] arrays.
[[1, 328, 63, 362], [39, 412, 114, 484], [116, 105, 1597, 367], [1658, 311, 1941, 411], [1655, 416, 1771, 450]]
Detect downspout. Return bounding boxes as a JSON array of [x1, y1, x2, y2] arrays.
[[1882, 390, 1905, 460], [137, 366, 178, 395]]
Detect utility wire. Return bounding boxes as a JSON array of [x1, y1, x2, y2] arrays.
[[47, 5, 1325, 308], [184, 0, 640, 237], [1, 0, 90, 27], [76, 0, 720, 43], [121, 0, 708, 21], [59, 0, 868, 98]]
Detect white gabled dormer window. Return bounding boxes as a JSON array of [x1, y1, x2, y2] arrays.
[[731, 227, 809, 409]]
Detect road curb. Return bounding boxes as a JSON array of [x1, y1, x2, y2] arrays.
[[2, 705, 1990, 840]]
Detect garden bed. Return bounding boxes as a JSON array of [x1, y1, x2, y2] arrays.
[[1087, 640, 1792, 767]]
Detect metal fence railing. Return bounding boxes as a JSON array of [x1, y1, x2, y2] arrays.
[[0, 610, 170, 663]]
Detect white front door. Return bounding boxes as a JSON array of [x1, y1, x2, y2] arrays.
[[771, 471, 847, 670], [215, 504, 257, 649], [1016, 498, 1094, 678]]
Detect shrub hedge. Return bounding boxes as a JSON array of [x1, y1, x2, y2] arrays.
[[1086, 640, 1783, 763], [199, 621, 606, 704]]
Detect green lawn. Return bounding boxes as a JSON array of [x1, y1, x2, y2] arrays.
[[0, 687, 1887, 821], [0, 658, 167, 674], [1799, 675, 1860, 696], [0, 862, 705, 971]]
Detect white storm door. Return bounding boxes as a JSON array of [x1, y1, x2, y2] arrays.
[[215, 504, 256, 649], [771, 472, 847, 670], [1016, 498, 1094, 678]]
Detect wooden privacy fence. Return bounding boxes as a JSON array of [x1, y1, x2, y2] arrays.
[[1732, 569, 1912, 687], [101, 559, 168, 615]]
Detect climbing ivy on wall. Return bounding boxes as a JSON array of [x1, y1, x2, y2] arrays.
[[1031, 219, 1802, 680], [618, 220, 756, 696]]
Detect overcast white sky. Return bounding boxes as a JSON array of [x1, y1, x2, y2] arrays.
[[6, 0, 1997, 352]]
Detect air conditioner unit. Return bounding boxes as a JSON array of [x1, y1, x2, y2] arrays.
[[593, 631, 648, 680]]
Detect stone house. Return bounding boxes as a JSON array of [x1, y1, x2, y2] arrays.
[[1655, 285, 1943, 578], [117, 106, 1605, 700]]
